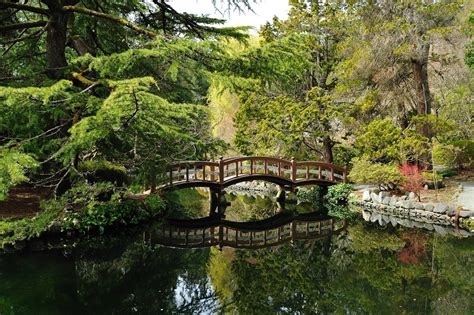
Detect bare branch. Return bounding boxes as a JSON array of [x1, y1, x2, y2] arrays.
[[0, 20, 47, 32], [119, 88, 140, 130], [2, 26, 47, 45], [0, 1, 49, 15], [302, 138, 324, 156], [2, 122, 68, 147]]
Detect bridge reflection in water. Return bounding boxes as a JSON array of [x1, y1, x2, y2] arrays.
[[145, 213, 346, 249]]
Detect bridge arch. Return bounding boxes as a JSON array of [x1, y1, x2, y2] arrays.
[[159, 156, 347, 191]]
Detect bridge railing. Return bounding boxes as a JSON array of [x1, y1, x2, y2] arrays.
[[222, 156, 293, 181], [294, 161, 347, 183], [151, 218, 344, 249], [168, 161, 219, 185], [166, 156, 347, 187]]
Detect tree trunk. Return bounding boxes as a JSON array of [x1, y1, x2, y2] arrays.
[[398, 102, 409, 130], [69, 35, 95, 56], [412, 44, 431, 117], [46, 9, 70, 78], [322, 136, 333, 163], [412, 43, 433, 169]]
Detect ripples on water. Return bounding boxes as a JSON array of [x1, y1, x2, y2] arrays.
[[0, 188, 472, 314]]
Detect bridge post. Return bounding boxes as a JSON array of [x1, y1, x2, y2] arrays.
[[210, 159, 215, 182], [218, 156, 224, 184]]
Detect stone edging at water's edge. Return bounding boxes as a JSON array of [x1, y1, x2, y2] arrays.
[[352, 190, 474, 235]]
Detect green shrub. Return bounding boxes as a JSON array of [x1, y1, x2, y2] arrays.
[[78, 160, 129, 186], [433, 140, 474, 169], [0, 203, 61, 248], [324, 183, 356, 219], [0, 150, 38, 200], [144, 195, 167, 213], [57, 182, 166, 233], [437, 168, 458, 178], [333, 144, 357, 167], [422, 171, 443, 182], [349, 157, 404, 190], [64, 197, 165, 233], [296, 186, 322, 205], [354, 118, 433, 163]]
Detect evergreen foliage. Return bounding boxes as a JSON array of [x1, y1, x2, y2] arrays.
[[349, 158, 404, 191]]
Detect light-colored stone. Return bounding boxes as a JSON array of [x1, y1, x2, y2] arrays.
[[370, 213, 381, 223], [447, 206, 457, 216], [379, 191, 390, 199], [458, 229, 472, 237], [389, 196, 398, 206], [362, 190, 371, 202], [370, 192, 380, 203], [459, 210, 474, 218], [424, 203, 434, 212], [423, 223, 434, 230], [434, 203, 448, 214], [382, 197, 391, 205], [433, 225, 448, 235], [402, 200, 413, 209], [413, 221, 424, 229], [378, 215, 384, 225], [399, 195, 408, 201], [389, 216, 399, 227], [362, 210, 371, 221], [413, 202, 423, 210], [408, 192, 417, 200]]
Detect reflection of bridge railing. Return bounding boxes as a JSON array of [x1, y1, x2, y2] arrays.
[[148, 214, 346, 249], [162, 156, 347, 190]]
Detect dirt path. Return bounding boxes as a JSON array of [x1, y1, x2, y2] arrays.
[[0, 187, 51, 219], [458, 182, 474, 210]]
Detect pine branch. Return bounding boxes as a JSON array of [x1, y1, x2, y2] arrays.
[[0, 1, 49, 15], [62, 5, 157, 38]]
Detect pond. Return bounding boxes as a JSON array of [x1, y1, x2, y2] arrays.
[[0, 188, 473, 314]]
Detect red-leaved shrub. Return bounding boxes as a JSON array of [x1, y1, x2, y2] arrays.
[[399, 164, 424, 201]]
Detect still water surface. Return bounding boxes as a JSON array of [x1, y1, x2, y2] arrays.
[[0, 189, 472, 314]]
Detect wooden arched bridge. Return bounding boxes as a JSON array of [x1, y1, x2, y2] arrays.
[[161, 156, 348, 190]]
